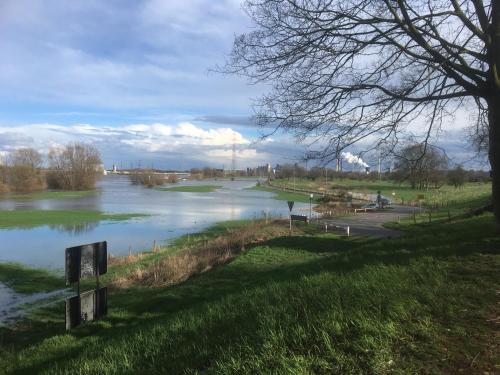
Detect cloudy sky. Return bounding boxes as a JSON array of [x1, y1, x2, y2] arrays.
[[0, 0, 487, 170]]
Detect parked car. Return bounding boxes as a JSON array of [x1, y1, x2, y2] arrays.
[[361, 203, 378, 210]]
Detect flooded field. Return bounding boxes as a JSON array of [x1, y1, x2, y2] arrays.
[[0, 175, 307, 270]]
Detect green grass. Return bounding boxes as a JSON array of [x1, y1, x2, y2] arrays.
[[157, 185, 223, 193], [0, 190, 99, 201], [0, 208, 498, 373], [271, 178, 492, 206], [0, 263, 63, 294], [248, 184, 321, 203], [0, 210, 148, 229]]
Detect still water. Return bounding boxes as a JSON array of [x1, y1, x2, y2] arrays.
[[0, 175, 307, 270]]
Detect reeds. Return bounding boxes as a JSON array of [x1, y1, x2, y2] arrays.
[[112, 222, 267, 288]]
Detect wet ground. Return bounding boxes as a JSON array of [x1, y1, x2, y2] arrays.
[[0, 282, 70, 326]]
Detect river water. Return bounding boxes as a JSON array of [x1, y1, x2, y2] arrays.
[[0, 175, 307, 270]]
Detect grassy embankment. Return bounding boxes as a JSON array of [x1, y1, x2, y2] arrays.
[[248, 184, 321, 203], [157, 185, 223, 193], [271, 178, 492, 205], [0, 190, 99, 201], [0, 189, 498, 373], [0, 210, 147, 229]]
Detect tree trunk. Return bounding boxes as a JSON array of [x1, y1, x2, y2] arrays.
[[489, 2, 500, 230], [488, 97, 500, 229]]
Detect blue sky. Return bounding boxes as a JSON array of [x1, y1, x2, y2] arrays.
[[0, 0, 487, 170]]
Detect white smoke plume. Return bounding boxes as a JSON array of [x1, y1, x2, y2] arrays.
[[341, 152, 369, 168]]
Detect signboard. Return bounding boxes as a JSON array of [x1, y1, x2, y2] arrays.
[[65, 241, 107, 284], [417, 194, 425, 201], [291, 214, 308, 223], [287, 201, 294, 211], [65, 287, 108, 330], [65, 241, 108, 330]]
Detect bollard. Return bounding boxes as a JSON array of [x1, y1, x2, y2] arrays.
[[346, 226, 350, 237], [152, 240, 157, 253], [325, 223, 328, 232]]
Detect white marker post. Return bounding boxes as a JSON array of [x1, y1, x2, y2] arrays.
[[287, 201, 294, 236]]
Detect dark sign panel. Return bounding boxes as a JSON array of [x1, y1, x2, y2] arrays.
[[287, 201, 294, 212], [291, 214, 308, 223], [65, 287, 108, 330], [65, 241, 107, 284]]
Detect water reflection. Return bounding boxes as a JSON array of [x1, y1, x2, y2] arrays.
[[0, 175, 309, 269], [49, 221, 99, 235]]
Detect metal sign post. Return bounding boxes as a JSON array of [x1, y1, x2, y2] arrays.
[[287, 201, 294, 235], [65, 241, 108, 330]]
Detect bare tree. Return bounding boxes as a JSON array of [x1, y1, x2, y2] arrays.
[[47, 143, 102, 190], [447, 165, 467, 187], [224, 0, 500, 226], [392, 143, 448, 189], [6, 148, 45, 192]]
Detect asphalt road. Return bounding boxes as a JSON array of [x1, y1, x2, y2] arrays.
[[322, 204, 417, 238]]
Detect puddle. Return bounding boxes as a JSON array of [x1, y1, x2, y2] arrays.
[[0, 282, 71, 325]]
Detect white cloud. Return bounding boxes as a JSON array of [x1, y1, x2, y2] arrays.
[[0, 0, 260, 112], [207, 149, 258, 159], [0, 121, 270, 167]]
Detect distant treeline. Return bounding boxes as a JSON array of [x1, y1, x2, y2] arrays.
[[273, 163, 489, 189], [184, 161, 489, 190], [0, 143, 102, 193]]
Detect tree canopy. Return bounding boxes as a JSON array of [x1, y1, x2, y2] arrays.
[[225, 0, 500, 225]]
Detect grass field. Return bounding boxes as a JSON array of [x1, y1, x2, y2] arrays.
[[271, 178, 492, 206], [0, 190, 99, 201], [0, 210, 147, 229], [157, 185, 222, 193], [248, 184, 321, 203], [0, 199, 498, 373]]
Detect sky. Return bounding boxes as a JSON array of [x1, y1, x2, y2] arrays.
[[0, 0, 488, 170]]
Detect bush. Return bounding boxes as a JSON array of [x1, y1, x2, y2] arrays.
[[5, 148, 46, 193], [447, 166, 467, 188], [129, 169, 164, 187], [47, 143, 102, 190]]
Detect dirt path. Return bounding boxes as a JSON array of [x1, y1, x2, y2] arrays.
[[322, 204, 416, 238]]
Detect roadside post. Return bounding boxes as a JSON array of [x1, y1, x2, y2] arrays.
[[65, 241, 108, 330], [417, 194, 425, 214], [287, 200, 294, 235], [309, 193, 314, 220]]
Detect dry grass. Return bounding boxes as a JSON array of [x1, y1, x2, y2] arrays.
[[111, 220, 291, 289], [108, 253, 145, 267]]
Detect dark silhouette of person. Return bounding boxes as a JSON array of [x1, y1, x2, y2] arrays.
[[377, 190, 383, 209]]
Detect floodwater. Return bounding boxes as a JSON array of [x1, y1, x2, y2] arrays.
[[0, 282, 70, 325], [0, 175, 308, 270]]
